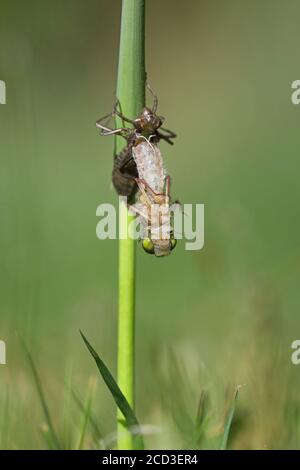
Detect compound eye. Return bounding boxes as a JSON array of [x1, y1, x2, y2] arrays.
[[142, 238, 155, 254], [170, 238, 177, 251]]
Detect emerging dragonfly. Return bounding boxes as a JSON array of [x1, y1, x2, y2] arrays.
[[96, 86, 176, 201], [130, 137, 177, 257]]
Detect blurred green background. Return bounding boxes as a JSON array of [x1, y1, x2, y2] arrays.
[[1, 0, 300, 449]]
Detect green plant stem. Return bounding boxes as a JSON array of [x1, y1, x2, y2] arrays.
[[115, 0, 146, 450]]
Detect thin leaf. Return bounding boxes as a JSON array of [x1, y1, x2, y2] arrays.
[[219, 386, 240, 450], [76, 381, 94, 450], [62, 364, 73, 450], [71, 387, 104, 445], [0, 387, 10, 449], [22, 340, 61, 450], [80, 331, 144, 450], [40, 424, 58, 450], [194, 390, 210, 446]]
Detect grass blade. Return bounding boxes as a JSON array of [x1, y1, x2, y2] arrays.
[[76, 378, 95, 450], [194, 390, 210, 447], [219, 386, 240, 450], [80, 331, 144, 449], [61, 364, 74, 450], [22, 341, 61, 450], [0, 387, 10, 449], [71, 387, 104, 446]]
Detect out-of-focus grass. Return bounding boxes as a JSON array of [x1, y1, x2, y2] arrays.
[[0, 0, 300, 449]]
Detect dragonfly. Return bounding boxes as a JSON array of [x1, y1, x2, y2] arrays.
[[96, 86, 176, 201], [130, 137, 177, 257]]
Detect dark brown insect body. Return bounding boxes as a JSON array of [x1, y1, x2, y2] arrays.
[[96, 87, 176, 200], [112, 143, 138, 200]]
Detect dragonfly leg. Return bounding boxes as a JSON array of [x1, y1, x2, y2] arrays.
[[96, 124, 129, 137], [146, 83, 158, 114], [134, 177, 164, 200], [112, 98, 136, 126], [134, 178, 154, 206], [164, 175, 171, 200], [96, 103, 132, 138], [160, 126, 176, 138], [128, 204, 149, 222], [157, 127, 176, 145]]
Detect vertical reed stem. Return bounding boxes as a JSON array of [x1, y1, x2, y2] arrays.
[[116, 0, 145, 450]]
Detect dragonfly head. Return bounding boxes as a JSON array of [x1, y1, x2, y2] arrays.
[[142, 237, 177, 256], [134, 107, 164, 135]]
